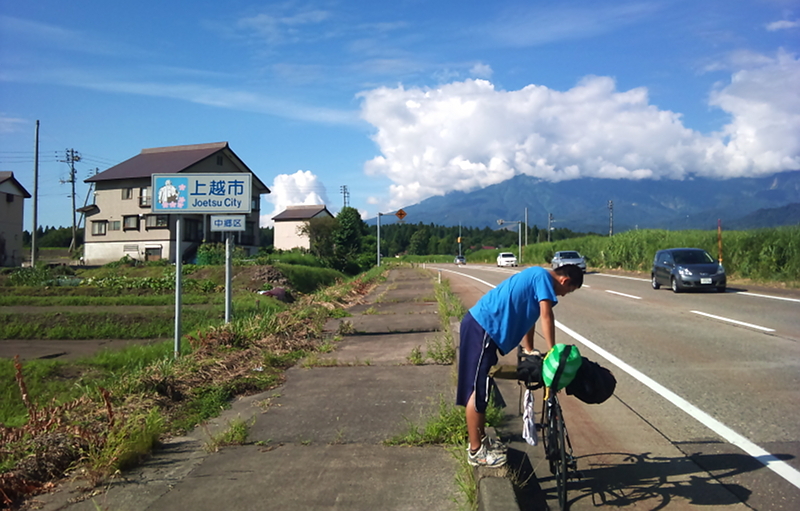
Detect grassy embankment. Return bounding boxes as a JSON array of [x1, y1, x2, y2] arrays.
[[0, 260, 382, 505], [401, 226, 800, 286]]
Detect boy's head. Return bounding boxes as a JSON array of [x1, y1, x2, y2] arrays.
[[552, 264, 584, 295]]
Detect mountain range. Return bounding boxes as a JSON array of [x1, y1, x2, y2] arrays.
[[370, 171, 800, 232]]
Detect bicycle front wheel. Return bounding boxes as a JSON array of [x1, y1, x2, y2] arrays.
[[554, 409, 568, 510]]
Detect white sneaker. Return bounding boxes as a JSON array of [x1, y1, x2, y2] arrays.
[[467, 443, 507, 467], [482, 435, 507, 454]]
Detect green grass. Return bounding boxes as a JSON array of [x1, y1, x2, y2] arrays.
[[0, 309, 225, 340], [0, 341, 177, 427], [528, 226, 800, 283], [0, 293, 221, 306]]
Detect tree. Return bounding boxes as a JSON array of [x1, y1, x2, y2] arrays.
[[332, 207, 367, 273], [299, 216, 338, 260], [407, 226, 430, 255]]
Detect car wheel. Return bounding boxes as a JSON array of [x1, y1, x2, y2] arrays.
[[671, 277, 681, 293], [651, 274, 660, 290], [716, 285, 726, 293]]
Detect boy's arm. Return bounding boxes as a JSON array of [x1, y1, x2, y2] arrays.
[[539, 299, 556, 350], [521, 326, 535, 353]]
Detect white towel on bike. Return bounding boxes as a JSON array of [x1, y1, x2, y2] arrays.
[[522, 389, 538, 446]]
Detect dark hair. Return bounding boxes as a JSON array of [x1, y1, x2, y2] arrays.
[[554, 264, 583, 288]]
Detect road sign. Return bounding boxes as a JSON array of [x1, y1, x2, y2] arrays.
[[395, 209, 407, 220], [151, 173, 252, 214], [210, 215, 246, 231]]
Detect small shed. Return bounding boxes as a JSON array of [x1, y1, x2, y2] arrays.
[[273, 205, 334, 250]]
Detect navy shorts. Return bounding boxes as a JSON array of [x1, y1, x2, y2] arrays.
[[456, 312, 499, 414]]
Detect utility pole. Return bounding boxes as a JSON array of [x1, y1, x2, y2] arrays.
[[340, 185, 349, 208], [547, 213, 554, 242], [31, 121, 40, 267], [524, 207, 528, 247], [60, 148, 81, 253], [608, 200, 614, 237]]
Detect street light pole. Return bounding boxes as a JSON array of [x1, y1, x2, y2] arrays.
[[377, 213, 383, 267]]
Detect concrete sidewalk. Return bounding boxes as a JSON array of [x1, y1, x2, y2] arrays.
[[31, 267, 524, 511]]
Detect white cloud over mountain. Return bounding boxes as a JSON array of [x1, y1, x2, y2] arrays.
[[261, 170, 330, 227], [359, 51, 800, 210]]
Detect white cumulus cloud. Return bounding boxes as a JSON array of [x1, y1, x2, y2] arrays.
[[358, 51, 800, 210], [766, 19, 799, 31], [261, 170, 330, 227]]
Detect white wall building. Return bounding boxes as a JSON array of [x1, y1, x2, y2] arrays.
[[273, 205, 334, 251], [83, 142, 270, 265]]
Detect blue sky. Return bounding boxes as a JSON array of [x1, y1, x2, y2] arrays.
[[1, 0, 798, 229]]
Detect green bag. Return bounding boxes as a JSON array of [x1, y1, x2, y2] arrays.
[[542, 344, 583, 390]]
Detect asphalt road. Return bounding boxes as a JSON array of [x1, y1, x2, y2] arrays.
[[432, 264, 800, 511]]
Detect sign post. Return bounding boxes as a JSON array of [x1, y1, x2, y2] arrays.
[[210, 215, 246, 323], [151, 174, 253, 355]]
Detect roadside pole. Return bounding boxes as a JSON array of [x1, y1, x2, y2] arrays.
[[174, 216, 183, 359], [225, 231, 232, 323]]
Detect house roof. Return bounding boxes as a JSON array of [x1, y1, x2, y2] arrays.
[[273, 205, 333, 221], [0, 171, 32, 198], [85, 142, 270, 193]]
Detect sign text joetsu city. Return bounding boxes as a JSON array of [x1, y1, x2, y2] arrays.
[[151, 174, 252, 214]]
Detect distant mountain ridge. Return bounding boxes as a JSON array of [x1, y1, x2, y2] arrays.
[[371, 171, 800, 232]]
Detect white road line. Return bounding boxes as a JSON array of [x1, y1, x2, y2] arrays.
[[436, 266, 800, 490], [738, 292, 800, 303], [605, 290, 641, 300], [556, 321, 800, 491], [593, 273, 800, 303], [690, 310, 776, 332], [593, 273, 650, 282]]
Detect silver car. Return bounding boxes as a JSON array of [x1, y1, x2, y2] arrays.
[[551, 251, 587, 272], [651, 248, 726, 293]]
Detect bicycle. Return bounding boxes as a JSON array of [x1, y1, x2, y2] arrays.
[[517, 347, 579, 510]]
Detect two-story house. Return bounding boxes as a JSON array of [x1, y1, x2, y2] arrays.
[[0, 171, 32, 267], [82, 142, 270, 265], [272, 205, 334, 251]]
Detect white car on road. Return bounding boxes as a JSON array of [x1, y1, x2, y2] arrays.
[[496, 252, 518, 267]]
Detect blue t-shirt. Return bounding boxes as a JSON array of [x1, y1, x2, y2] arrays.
[[469, 266, 558, 355]]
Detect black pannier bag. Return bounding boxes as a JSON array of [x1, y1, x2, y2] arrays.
[[565, 357, 616, 404], [516, 352, 544, 389]]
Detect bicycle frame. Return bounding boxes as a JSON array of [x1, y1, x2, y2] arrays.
[[540, 386, 578, 510]]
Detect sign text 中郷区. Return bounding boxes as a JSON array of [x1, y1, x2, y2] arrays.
[[151, 174, 252, 214], [210, 215, 246, 232]]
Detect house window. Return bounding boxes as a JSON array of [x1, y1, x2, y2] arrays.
[[6, 194, 13, 203], [123, 215, 140, 230], [121, 188, 134, 200], [216, 155, 223, 165], [91, 220, 107, 236], [145, 214, 169, 229], [184, 219, 203, 242], [109, 220, 121, 231], [145, 246, 163, 261], [139, 187, 151, 207]]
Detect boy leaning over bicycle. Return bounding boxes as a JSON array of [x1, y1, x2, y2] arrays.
[[456, 264, 583, 467]]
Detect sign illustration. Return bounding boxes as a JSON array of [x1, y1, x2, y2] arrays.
[[151, 174, 252, 214]]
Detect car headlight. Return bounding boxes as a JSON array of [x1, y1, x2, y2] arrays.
[[678, 267, 693, 276], [715, 264, 725, 275]]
